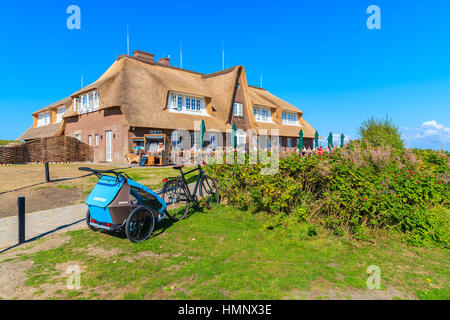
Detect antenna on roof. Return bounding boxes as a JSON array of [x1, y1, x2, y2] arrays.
[[126, 24, 130, 55], [260, 69, 263, 88], [180, 41, 183, 69], [222, 41, 225, 70]]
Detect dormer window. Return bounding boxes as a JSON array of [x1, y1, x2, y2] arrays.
[[56, 106, 66, 123], [37, 111, 50, 127], [253, 106, 271, 122], [75, 90, 100, 114], [233, 103, 243, 117], [282, 112, 298, 125], [169, 92, 206, 115]]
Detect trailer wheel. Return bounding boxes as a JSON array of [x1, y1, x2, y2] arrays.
[[125, 206, 156, 243]]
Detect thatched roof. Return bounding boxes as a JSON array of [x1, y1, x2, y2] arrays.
[[24, 53, 316, 139], [66, 56, 241, 132], [18, 122, 64, 141], [18, 98, 72, 140], [32, 97, 72, 116]]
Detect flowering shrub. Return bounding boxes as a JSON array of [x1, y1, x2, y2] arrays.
[[207, 145, 450, 246]]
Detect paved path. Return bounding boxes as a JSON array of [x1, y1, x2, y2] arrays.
[[0, 204, 86, 251], [0, 182, 198, 252]]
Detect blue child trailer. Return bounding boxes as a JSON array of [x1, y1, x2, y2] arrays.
[[79, 167, 168, 243]]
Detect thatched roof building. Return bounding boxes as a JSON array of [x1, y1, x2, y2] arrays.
[[19, 50, 316, 162]]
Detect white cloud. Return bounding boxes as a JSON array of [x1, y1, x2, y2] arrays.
[[414, 120, 450, 142], [421, 120, 445, 130], [402, 120, 450, 150]]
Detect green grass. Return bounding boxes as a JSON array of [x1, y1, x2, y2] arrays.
[[8, 205, 449, 300], [0, 140, 23, 146]]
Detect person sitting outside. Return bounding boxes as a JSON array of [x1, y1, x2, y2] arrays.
[[317, 146, 324, 156], [156, 142, 164, 154], [125, 143, 143, 164], [132, 143, 141, 155]]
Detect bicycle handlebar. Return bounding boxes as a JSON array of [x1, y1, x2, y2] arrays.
[[78, 167, 130, 179]]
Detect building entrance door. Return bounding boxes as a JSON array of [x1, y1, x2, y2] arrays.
[[106, 131, 113, 162]]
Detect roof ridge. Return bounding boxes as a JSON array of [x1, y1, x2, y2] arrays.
[[248, 85, 267, 91], [117, 55, 206, 76], [202, 66, 240, 79]]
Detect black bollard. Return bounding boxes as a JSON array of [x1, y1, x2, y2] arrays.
[[17, 197, 25, 244], [45, 162, 51, 182]]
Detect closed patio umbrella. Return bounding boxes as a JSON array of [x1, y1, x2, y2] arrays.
[[232, 123, 237, 149], [315, 131, 319, 149], [298, 129, 304, 150], [200, 120, 206, 150], [327, 132, 334, 149]]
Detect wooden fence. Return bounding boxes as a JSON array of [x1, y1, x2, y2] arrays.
[[0, 136, 93, 164]]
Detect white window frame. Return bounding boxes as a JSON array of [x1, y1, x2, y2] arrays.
[[253, 106, 271, 123], [88, 135, 93, 146], [282, 112, 299, 126], [56, 106, 66, 123], [168, 92, 207, 115], [208, 133, 218, 151], [37, 111, 50, 127], [171, 131, 183, 150], [76, 90, 100, 114], [233, 103, 243, 117], [93, 91, 100, 110], [95, 134, 99, 146], [75, 134, 81, 141], [236, 129, 246, 147]]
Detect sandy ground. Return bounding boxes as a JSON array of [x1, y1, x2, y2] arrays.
[[0, 163, 125, 218], [0, 187, 82, 218]]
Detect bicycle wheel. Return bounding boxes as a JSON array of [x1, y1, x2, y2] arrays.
[[161, 180, 191, 221], [200, 175, 220, 209], [125, 206, 156, 243]]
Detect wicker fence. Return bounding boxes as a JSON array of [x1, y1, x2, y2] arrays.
[[0, 136, 93, 165]]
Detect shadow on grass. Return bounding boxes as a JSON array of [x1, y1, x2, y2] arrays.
[[99, 202, 206, 242]]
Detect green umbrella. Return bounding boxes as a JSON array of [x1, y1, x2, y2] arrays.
[[340, 133, 345, 148], [200, 120, 206, 150], [315, 131, 319, 149], [298, 129, 304, 150], [327, 132, 334, 149], [232, 123, 237, 149]]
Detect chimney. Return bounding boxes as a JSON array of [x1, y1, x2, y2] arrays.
[[158, 57, 170, 66], [133, 50, 154, 63]]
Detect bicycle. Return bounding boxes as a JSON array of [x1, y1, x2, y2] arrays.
[[161, 164, 220, 221]]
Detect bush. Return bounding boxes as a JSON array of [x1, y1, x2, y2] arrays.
[[207, 146, 449, 247], [358, 116, 405, 149]]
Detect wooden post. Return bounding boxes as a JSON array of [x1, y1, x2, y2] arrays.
[[45, 162, 51, 182], [17, 197, 25, 244]]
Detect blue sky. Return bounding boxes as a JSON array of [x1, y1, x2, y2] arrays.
[[0, 0, 449, 150]]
